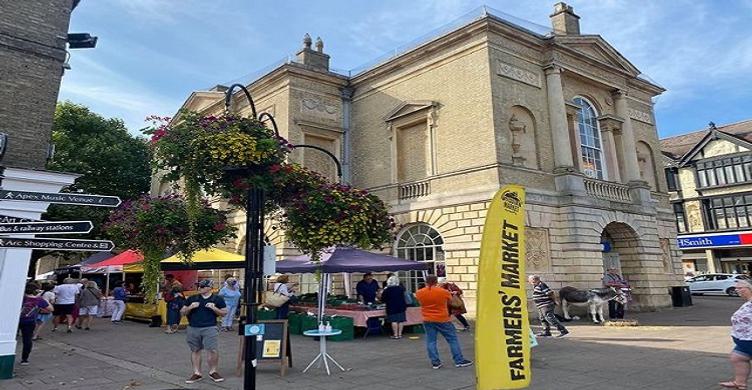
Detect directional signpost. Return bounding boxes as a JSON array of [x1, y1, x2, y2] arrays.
[[0, 190, 121, 207], [0, 221, 93, 235], [0, 237, 114, 252], [0, 190, 119, 252], [0, 214, 40, 224]]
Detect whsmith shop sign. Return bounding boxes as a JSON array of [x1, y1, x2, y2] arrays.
[[677, 232, 752, 249]]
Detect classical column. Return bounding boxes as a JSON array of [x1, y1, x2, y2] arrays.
[[545, 66, 575, 171], [597, 115, 624, 183], [612, 90, 641, 182]]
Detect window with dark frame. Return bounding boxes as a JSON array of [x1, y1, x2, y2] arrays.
[[665, 168, 680, 191], [696, 154, 752, 188], [673, 203, 688, 233], [703, 193, 752, 231]]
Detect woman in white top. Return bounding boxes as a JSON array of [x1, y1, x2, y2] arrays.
[[34, 282, 55, 340], [721, 279, 752, 389], [273, 275, 296, 320]]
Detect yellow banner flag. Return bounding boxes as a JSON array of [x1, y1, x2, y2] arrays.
[[476, 185, 530, 389]]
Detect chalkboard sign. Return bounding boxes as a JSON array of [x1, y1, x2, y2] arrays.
[[237, 319, 291, 377], [256, 320, 286, 361]]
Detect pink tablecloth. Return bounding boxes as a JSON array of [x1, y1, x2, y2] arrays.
[[291, 306, 423, 327]]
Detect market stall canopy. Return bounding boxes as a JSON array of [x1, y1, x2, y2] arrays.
[[86, 249, 143, 267], [80, 251, 116, 265], [160, 248, 244, 271], [275, 247, 429, 274]]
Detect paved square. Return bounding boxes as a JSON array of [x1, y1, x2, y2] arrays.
[[6, 296, 738, 389]]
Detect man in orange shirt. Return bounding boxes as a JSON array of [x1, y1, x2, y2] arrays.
[[415, 275, 473, 370]]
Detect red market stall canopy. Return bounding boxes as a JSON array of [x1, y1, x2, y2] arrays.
[[275, 247, 429, 274]]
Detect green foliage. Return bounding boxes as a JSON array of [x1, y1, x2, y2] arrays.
[[103, 195, 236, 301], [45, 102, 151, 239]]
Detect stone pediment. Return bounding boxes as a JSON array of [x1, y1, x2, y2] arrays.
[[179, 91, 225, 113], [383, 101, 436, 122], [556, 35, 640, 77]]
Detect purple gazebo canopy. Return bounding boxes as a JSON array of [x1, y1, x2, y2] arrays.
[[275, 247, 428, 274]]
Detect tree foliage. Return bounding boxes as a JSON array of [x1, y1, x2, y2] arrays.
[[44, 102, 152, 240]]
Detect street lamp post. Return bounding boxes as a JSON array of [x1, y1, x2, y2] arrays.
[[224, 83, 265, 390], [223, 83, 343, 390]]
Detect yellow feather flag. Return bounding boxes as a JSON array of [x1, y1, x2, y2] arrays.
[[475, 185, 530, 389]]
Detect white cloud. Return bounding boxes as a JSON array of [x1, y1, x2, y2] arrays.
[[59, 56, 181, 134]]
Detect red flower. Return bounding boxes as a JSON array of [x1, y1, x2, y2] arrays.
[[213, 222, 226, 231], [269, 164, 281, 173]]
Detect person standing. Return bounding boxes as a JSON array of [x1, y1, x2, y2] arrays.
[[528, 275, 568, 338], [439, 277, 471, 331], [721, 279, 752, 389], [381, 275, 407, 339], [33, 282, 55, 340], [52, 278, 80, 333], [272, 275, 296, 320], [19, 282, 52, 365], [181, 279, 227, 384], [415, 275, 473, 370], [602, 268, 627, 319], [218, 277, 241, 331], [111, 281, 127, 324], [166, 286, 186, 334], [76, 281, 103, 330], [356, 273, 380, 304]]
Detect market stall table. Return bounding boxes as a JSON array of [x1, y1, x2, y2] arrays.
[[291, 305, 423, 327], [302, 329, 346, 375]]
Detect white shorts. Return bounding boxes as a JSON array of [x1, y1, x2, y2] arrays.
[[79, 305, 98, 316]]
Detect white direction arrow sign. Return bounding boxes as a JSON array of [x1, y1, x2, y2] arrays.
[[0, 190, 121, 207], [0, 237, 114, 252], [0, 221, 93, 235]]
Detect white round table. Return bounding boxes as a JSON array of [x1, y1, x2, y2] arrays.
[[302, 329, 346, 375]]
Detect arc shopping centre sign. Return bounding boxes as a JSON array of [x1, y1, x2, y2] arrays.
[[677, 231, 752, 249]]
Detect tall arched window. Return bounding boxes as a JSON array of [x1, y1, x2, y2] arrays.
[[395, 224, 445, 291], [574, 97, 606, 180]]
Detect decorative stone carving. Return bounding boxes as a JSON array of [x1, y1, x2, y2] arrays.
[[508, 114, 526, 166], [301, 97, 338, 120], [526, 228, 551, 272], [496, 61, 541, 88], [628, 108, 653, 124], [660, 238, 671, 272], [686, 202, 703, 232], [508, 106, 538, 169]]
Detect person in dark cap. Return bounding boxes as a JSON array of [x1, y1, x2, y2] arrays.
[[181, 280, 227, 384]]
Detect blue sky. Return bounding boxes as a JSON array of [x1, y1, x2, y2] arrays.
[[60, 0, 752, 139]]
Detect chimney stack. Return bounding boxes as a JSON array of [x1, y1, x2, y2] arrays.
[[550, 2, 580, 35], [296, 33, 330, 72]]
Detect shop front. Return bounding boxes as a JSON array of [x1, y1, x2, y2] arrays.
[[677, 231, 752, 275]]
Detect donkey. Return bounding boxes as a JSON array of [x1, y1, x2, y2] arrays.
[[559, 286, 623, 324]]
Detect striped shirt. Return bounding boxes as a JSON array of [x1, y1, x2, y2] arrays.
[[532, 282, 555, 308]]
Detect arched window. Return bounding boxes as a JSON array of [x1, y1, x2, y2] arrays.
[[574, 97, 606, 180], [395, 224, 445, 291]]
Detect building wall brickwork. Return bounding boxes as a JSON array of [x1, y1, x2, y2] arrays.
[[0, 0, 74, 169]]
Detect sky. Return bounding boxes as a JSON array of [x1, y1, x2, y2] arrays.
[[60, 0, 752, 139]]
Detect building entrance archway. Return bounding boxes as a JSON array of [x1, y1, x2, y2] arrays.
[[600, 222, 641, 286]]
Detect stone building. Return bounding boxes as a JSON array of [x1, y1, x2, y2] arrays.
[[0, 0, 80, 169], [163, 3, 684, 313], [0, 0, 83, 378], [662, 119, 752, 276]]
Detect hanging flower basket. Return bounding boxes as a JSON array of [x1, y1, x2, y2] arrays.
[[146, 111, 394, 262], [103, 194, 236, 302]]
